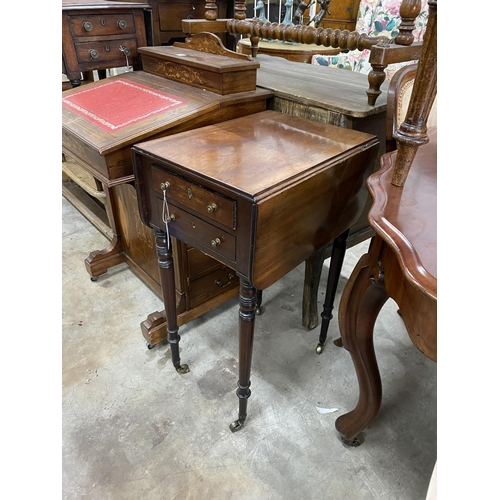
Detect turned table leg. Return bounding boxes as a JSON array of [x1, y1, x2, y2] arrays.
[[230, 278, 256, 432], [316, 230, 349, 354], [155, 229, 189, 374], [335, 237, 389, 446]]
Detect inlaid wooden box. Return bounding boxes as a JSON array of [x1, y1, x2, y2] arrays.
[[139, 38, 260, 95]]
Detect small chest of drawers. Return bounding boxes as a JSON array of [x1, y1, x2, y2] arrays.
[[62, 0, 151, 86]]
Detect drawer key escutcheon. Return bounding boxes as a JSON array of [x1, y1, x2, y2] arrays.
[[207, 203, 218, 213], [211, 238, 221, 248]]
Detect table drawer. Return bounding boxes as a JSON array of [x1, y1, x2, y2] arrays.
[[151, 163, 236, 230], [188, 265, 238, 309], [75, 40, 138, 64], [155, 197, 236, 262], [69, 14, 136, 37]]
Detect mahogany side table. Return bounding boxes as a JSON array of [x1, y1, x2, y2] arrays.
[[334, 131, 437, 445], [132, 110, 378, 430]]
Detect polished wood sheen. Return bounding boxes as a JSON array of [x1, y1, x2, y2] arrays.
[[62, 66, 271, 346], [62, 0, 150, 87], [132, 110, 379, 429], [335, 132, 437, 445], [330, 2, 437, 445]]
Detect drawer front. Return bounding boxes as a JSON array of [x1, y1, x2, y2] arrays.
[[188, 265, 238, 309], [75, 40, 138, 64], [155, 197, 236, 262], [151, 164, 236, 230], [70, 14, 136, 37]]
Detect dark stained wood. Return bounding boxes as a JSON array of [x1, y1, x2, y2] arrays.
[[302, 0, 360, 31], [335, 134, 437, 445], [62, 0, 150, 86], [132, 109, 379, 427], [391, 1, 437, 186], [183, 0, 424, 105], [331, 2, 437, 445], [62, 65, 271, 346], [254, 55, 386, 328], [138, 36, 259, 94], [147, 0, 227, 46]]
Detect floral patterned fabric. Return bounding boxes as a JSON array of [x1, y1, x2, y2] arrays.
[[311, 0, 429, 80]]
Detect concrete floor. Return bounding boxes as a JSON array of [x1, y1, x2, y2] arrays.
[[62, 196, 437, 500]]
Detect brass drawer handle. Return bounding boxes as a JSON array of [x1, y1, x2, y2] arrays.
[[88, 49, 99, 59], [82, 21, 93, 31], [211, 238, 221, 248], [214, 273, 235, 288], [117, 19, 127, 29], [160, 181, 170, 191], [165, 214, 176, 222], [206, 203, 218, 213]]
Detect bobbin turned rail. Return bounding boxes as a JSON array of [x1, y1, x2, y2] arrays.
[[182, 0, 426, 105]]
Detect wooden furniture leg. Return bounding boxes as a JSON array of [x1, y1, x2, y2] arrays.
[[230, 278, 256, 432], [255, 289, 263, 315], [155, 229, 189, 374], [316, 230, 349, 354], [335, 237, 389, 446], [302, 245, 327, 330], [84, 184, 125, 280]]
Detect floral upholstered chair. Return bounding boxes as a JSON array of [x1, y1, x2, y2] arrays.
[[311, 0, 429, 81]]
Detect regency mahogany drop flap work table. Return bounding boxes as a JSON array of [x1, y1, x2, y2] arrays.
[[132, 110, 378, 431]]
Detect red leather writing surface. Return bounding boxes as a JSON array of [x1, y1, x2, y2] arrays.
[[62, 78, 187, 133]]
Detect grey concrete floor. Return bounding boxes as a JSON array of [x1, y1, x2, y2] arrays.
[[62, 196, 437, 500]]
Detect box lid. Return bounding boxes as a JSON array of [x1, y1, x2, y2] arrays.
[[139, 43, 260, 75]]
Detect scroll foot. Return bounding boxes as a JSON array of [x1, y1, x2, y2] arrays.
[[229, 419, 245, 432], [333, 337, 343, 348]]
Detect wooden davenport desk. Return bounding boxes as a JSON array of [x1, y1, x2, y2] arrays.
[[62, 35, 272, 347], [132, 110, 378, 430]]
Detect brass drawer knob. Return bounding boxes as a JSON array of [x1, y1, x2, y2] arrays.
[[88, 49, 99, 59], [206, 203, 218, 213], [214, 279, 223, 287], [165, 214, 176, 222], [82, 21, 93, 31], [160, 181, 170, 191], [117, 19, 127, 29], [211, 238, 221, 248]]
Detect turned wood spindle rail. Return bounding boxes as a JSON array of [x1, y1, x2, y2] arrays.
[[391, 0, 437, 186], [190, 0, 426, 105]]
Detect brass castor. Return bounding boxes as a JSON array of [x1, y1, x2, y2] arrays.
[[175, 364, 190, 374], [316, 343, 324, 354], [229, 419, 244, 432], [340, 433, 364, 447]]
